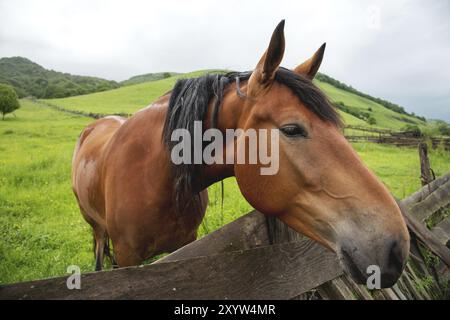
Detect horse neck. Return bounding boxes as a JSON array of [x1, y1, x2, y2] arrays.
[[201, 83, 247, 188]]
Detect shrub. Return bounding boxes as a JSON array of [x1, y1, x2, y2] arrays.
[[402, 124, 422, 137], [367, 116, 377, 126], [0, 83, 20, 120], [334, 101, 371, 123], [437, 122, 450, 136]]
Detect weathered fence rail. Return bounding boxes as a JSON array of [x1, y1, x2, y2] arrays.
[[344, 125, 450, 151], [344, 125, 393, 135], [346, 135, 450, 150], [1, 171, 449, 300]]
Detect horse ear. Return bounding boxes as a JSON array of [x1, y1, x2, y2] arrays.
[[248, 20, 285, 96], [293, 43, 326, 80]]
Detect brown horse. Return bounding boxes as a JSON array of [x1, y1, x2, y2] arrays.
[[72, 20, 409, 287]]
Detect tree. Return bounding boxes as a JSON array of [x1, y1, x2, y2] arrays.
[[367, 116, 377, 126], [402, 124, 422, 137], [437, 122, 450, 136], [0, 84, 20, 120]]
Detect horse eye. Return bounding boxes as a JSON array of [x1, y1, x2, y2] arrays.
[[280, 124, 308, 138]]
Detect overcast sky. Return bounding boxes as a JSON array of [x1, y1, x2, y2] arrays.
[[0, 0, 449, 121]]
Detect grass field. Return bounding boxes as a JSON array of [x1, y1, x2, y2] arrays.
[[1, 99, 449, 284], [43, 70, 424, 131], [0, 100, 93, 283], [42, 70, 217, 115]]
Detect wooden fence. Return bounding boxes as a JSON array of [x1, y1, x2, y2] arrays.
[[346, 135, 450, 150], [1, 172, 449, 300], [344, 125, 450, 151]]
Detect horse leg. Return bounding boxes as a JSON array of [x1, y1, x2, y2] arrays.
[[76, 204, 108, 271], [93, 227, 107, 271], [106, 244, 119, 268]]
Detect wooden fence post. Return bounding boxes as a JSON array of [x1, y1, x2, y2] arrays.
[[266, 216, 303, 244], [419, 142, 434, 186]]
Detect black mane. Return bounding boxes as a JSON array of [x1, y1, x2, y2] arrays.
[[162, 67, 342, 210]]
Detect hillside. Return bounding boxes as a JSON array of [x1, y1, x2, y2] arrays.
[[44, 70, 426, 131], [316, 73, 426, 122], [121, 72, 179, 86], [0, 57, 119, 99], [315, 81, 425, 130]]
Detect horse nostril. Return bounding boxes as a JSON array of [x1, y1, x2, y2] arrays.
[[387, 240, 404, 272], [340, 246, 367, 284]]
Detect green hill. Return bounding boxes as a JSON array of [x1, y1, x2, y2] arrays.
[[316, 73, 426, 122], [0, 57, 119, 99], [121, 72, 180, 86], [315, 81, 425, 130], [43, 69, 426, 131]]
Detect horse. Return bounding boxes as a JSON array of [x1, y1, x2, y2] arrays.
[[72, 20, 409, 288]]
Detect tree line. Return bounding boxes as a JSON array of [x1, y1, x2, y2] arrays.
[[0, 57, 119, 99]]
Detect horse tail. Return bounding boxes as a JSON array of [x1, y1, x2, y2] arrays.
[[103, 235, 117, 267], [92, 232, 116, 267], [92, 232, 96, 259]]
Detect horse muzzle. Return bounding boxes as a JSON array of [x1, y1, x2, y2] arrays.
[[337, 236, 409, 288]]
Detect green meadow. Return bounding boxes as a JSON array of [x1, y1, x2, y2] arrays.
[[42, 70, 217, 116], [1, 72, 449, 284]]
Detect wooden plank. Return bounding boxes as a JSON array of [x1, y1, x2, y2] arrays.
[[397, 200, 450, 267], [265, 216, 369, 300], [341, 275, 373, 300], [290, 291, 320, 300], [371, 290, 387, 300], [0, 240, 342, 300], [266, 215, 303, 244], [408, 180, 450, 222], [405, 264, 431, 300], [391, 284, 407, 300], [265, 215, 325, 300], [316, 276, 356, 300], [431, 218, 450, 246], [157, 210, 269, 263], [381, 288, 399, 300], [396, 276, 414, 300], [402, 172, 450, 208]]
